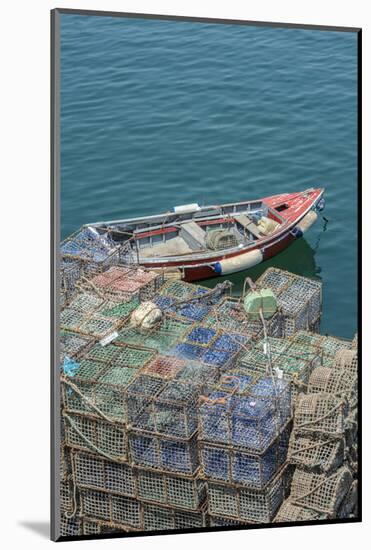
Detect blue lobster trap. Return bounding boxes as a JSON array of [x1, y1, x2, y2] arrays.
[[129, 431, 199, 475], [199, 422, 291, 489], [199, 375, 291, 453]]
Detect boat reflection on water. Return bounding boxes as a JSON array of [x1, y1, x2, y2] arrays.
[[201, 237, 320, 296]]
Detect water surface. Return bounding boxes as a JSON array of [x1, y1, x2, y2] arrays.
[[60, 15, 358, 338]]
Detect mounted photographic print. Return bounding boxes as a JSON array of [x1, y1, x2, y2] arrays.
[[51, 8, 361, 541]]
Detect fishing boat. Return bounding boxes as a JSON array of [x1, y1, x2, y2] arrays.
[[87, 188, 325, 282]]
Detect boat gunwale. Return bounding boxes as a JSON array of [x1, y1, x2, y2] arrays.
[[85, 189, 319, 229], [132, 190, 324, 265]]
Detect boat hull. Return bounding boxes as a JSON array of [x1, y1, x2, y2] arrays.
[[145, 209, 319, 282]]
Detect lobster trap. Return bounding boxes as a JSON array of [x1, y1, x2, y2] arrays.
[[236, 336, 320, 403], [204, 296, 282, 338], [129, 431, 199, 475], [140, 354, 185, 379], [308, 366, 357, 408], [60, 515, 82, 537], [289, 466, 353, 516], [60, 296, 133, 339], [72, 450, 136, 498], [116, 316, 191, 353], [293, 394, 346, 438], [60, 479, 75, 517], [251, 268, 322, 336], [136, 468, 206, 511], [199, 422, 290, 489], [209, 515, 249, 527], [82, 518, 123, 535], [332, 349, 358, 379], [60, 331, 96, 364], [207, 466, 287, 523], [61, 347, 156, 423], [273, 499, 327, 523], [126, 375, 202, 438], [142, 502, 208, 531], [287, 432, 345, 474], [88, 266, 163, 302], [79, 488, 142, 530], [199, 375, 291, 453], [63, 412, 128, 462]]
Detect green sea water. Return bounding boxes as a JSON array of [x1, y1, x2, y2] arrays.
[[60, 14, 358, 338]]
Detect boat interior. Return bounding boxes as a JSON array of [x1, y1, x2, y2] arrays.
[[93, 199, 290, 260]]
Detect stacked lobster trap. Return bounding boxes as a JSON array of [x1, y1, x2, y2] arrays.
[[197, 373, 293, 524], [274, 340, 358, 523], [245, 268, 322, 336], [58, 249, 358, 536], [60, 228, 124, 306]]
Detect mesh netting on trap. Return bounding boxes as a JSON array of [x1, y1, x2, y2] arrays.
[[289, 465, 353, 516], [287, 432, 345, 474], [207, 466, 288, 523], [198, 374, 292, 453], [273, 499, 327, 523], [308, 365, 357, 408], [293, 393, 346, 438], [199, 421, 290, 489]]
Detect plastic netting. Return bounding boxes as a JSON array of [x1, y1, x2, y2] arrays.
[[207, 467, 286, 523], [79, 488, 142, 529], [136, 468, 206, 511], [198, 375, 291, 453], [308, 366, 357, 407], [129, 431, 199, 474], [199, 423, 290, 489], [273, 499, 326, 522], [72, 450, 136, 497], [246, 268, 322, 336], [289, 466, 353, 515], [293, 394, 346, 438], [287, 432, 344, 473], [63, 412, 128, 462]]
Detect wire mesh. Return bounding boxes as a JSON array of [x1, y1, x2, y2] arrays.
[[199, 375, 291, 453], [199, 422, 290, 489], [273, 500, 326, 523], [63, 413, 128, 462], [129, 431, 199, 474], [207, 467, 286, 523], [143, 503, 207, 531], [79, 489, 142, 529], [72, 450, 136, 497], [60, 331, 96, 363], [60, 515, 82, 537], [287, 432, 344, 474], [293, 394, 346, 438], [308, 366, 357, 407], [289, 466, 353, 515], [136, 468, 206, 511]]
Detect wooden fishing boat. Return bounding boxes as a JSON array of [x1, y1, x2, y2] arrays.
[[87, 188, 325, 282]]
